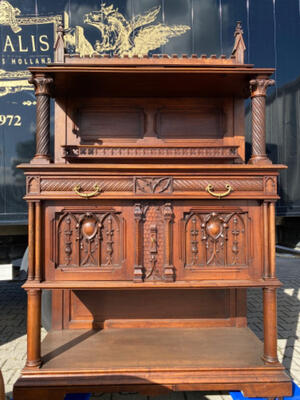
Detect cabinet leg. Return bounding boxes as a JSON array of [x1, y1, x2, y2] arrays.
[[26, 289, 41, 368], [263, 287, 278, 363]]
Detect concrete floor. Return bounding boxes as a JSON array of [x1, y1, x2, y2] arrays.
[[0, 254, 299, 400]]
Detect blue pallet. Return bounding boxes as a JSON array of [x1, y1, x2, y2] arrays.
[[230, 382, 300, 400], [64, 394, 91, 400]]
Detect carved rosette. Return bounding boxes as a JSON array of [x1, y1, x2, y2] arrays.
[[29, 74, 53, 164], [249, 78, 275, 165], [202, 213, 229, 265]]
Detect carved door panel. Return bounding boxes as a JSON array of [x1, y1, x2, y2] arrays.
[[175, 201, 262, 281], [44, 201, 133, 281]]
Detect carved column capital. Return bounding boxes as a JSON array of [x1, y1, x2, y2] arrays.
[[134, 203, 143, 220], [29, 74, 53, 96], [250, 78, 275, 97], [163, 202, 173, 220]]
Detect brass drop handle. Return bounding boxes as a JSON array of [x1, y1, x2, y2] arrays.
[[205, 184, 233, 199], [73, 184, 101, 199]]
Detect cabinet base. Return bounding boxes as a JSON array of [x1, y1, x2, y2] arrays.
[[13, 327, 292, 400]]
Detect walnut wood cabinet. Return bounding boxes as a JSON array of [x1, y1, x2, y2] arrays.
[[13, 24, 292, 400]]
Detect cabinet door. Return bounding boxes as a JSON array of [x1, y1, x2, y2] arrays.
[[45, 201, 133, 281], [174, 200, 261, 281]]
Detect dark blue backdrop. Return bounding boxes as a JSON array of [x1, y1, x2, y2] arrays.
[[0, 0, 299, 224]]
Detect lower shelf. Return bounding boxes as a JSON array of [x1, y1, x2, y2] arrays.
[[42, 327, 268, 370], [14, 327, 291, 399]]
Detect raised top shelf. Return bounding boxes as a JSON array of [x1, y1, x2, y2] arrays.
[[28, 65, 274, 98]]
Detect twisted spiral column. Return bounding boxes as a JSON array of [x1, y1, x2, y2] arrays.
[[36, 94, 50, 157], [248, 78, 275, 165], [29, 74, 53, 164]]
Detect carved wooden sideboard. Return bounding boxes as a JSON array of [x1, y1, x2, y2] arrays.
[[13, 24, 292, 400]]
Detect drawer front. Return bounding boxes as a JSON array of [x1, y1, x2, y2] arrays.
[[28, 174, 277, 199], [44, 200, 262, 282]]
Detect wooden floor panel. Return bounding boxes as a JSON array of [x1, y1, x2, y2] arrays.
[[41, 327, 264, 371]]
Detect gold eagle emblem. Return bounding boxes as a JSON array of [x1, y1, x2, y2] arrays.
[[65, 3, 190, 57]]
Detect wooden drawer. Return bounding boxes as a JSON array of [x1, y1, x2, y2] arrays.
[[44, 199, 262, 282], [27, 173, 277, 200]]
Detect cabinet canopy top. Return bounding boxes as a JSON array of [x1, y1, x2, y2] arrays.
[[28, 65, 274, 98]]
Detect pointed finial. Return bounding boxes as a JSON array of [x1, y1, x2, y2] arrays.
[[234, 21, 243, 36], [54, 24, 65, 63], [232, 21, 246, 64]]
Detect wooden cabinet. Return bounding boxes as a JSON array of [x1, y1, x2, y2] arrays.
[[13, 23, 292, 400], [44, 200, 260, 282]]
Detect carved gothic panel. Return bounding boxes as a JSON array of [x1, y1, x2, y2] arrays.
[[26, 176, 40, 194], [143, 205, 165, 280], [264, 177, 277, 194], [183, 210, 250, 268], [134, 202, 175, 282], [53, 210, 123, 269]]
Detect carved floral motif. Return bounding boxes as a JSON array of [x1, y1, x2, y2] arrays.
[[135, 177, 173, 194]]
